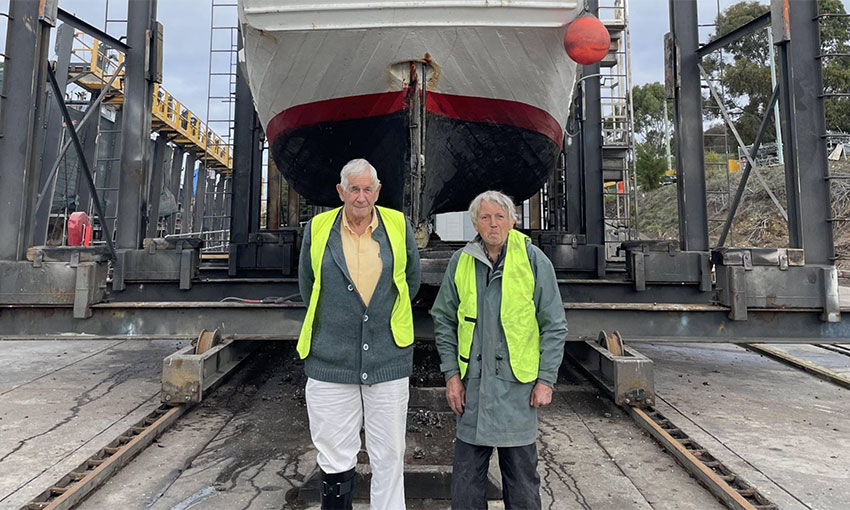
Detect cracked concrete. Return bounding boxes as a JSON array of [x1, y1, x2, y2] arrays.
[[4, 339, 844, 509], [0, 339, 188, 509], [75, 344, 722, 510]]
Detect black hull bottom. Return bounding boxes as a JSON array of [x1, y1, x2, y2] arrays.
[[270, 112, 560, 216]]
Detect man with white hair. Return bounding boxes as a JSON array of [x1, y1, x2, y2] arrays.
[[298, 158, 420, 509], [431, 190, 567, 510]]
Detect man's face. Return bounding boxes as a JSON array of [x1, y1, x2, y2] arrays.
[[336, 171, 381, 222], [474, 200, 515, 248]]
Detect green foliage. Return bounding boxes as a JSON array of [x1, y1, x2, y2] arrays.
[[632, 82, 671, 190], [707, 0, 850, 139], [632, 82, 668, 146], [636, 142, 668, 191]]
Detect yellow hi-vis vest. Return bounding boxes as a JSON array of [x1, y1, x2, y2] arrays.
[[297, 206, 414, 359], [454, 229, 539, 383]]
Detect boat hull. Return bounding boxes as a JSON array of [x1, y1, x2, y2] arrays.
[[239, 1, 578, 218]]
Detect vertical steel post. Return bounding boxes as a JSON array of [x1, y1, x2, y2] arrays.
[[167, 146, 184, 233], [669, 0, 709, 251], [267, 158, 281, 230], [193, 165, 208, 234], [0, 0, 52, 260], [773, 0, 833, 263], [287, 182, 300, 227], [250, 140, 264, 235], [75, 96, 101, 216], [213, 175, 225, 232], [34, 22, 74, 245], [181, 152, 197, 233], [582, 0, 604, 247], [231, 29, 263, 244], [145, 135, 167, 238], [205, 174, 216, 232], [104, 108, 123, 226], [115, 0, 155, 250], [224, 176, 233, 235], [766, 27, 784, 165], [565, 133, 583, 234]]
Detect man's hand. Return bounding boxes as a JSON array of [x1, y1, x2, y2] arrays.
[[530, 382, 553, 408], [446, 374, 466, 416]]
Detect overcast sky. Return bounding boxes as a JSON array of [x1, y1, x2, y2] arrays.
[[2, 0, 848, 141], [51, 0, 746, 126]]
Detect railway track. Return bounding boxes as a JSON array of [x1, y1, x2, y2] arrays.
[[13, 337, 849, 510]]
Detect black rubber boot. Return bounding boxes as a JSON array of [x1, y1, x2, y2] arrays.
[[321, 467, 355, 510]]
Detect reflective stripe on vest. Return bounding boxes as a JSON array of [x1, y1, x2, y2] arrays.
[[296, 206, 413, 359], [454, 230, 539, 383]]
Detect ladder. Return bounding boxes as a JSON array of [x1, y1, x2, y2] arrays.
[[599, 0, 638, 260]]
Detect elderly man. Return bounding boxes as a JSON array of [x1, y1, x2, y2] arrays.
[[298, 158, 420, 510], [431, 190, 567, 510]]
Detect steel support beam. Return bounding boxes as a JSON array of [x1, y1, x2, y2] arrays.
[[224, 176, 233, 234], [287, 181, 300, 227], [213, 176, 226, 232], [56, 7, 130, 53], [75, 96, 101, 215], [46, 66, 116, 258], [717, 87, 780, 247], [146, 135, 168, 238], [166, 146, 185, 234], [115, 0, 156, 250], [181, 152, 197, 233], [696, 11, 771, 59], [774, 0, 834, 263], [268, 158, 281, 229], [669, 0, 709, 252], [104, 108, 123, 228], [581, 0, 604, 248], [2, 303, 850, 343], [193, 165, 208, 234], [231, 30, 264, 245], [565, 134, 583, 234], [34, 22, 74, 245], [0, 0, 53, 261]]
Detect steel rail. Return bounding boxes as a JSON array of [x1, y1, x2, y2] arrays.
[[22, 405, 187, 510], [743, 343, 850, 390], [631, 407, 777, 510]]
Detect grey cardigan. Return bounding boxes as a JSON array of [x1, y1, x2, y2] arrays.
[[298, 208, 421, 385]]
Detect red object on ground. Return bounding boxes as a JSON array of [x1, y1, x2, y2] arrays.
[[564, 16, 611, 65], [68, 211, 90, 246]]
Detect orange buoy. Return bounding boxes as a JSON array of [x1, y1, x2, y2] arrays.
[[564, 16, 611, 65]]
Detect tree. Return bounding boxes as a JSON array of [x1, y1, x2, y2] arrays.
[[632, 82, 670, 190], [706, 0, 850, 140], [636, 143, 668, 191]]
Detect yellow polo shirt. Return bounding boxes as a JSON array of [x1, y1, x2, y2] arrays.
[[340, 209, 382, 306]]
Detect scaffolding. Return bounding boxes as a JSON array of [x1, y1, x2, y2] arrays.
[[599, 0, 638, 259]]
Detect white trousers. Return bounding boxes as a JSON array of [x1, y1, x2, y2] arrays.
[[305, 377, 409, 510]]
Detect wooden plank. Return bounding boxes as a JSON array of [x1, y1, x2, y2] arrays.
[[43, 406, 187, 510], [744, 344, 850, 390], [630, 407, 757, 510]]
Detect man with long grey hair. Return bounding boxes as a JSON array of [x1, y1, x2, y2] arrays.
[[431, 190, 567, 509], [298, 158, 420, 509]]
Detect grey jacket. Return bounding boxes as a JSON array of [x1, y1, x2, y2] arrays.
[[431, 235, 567, 446], [298, 208, 421, 385]]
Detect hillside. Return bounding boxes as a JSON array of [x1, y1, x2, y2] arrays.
[[636, 160, 850, 273]]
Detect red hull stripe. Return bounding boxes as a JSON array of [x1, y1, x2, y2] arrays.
[[266, 91, 408, 143], [426, 92, 563, 148], [266, 90, 563, 148]]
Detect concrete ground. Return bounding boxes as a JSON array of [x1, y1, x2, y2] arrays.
[[638, 342, 850, 510], [0, 339, 846, 509]]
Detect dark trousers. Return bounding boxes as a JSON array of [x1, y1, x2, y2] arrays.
[[451, 438, 541, 510]]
